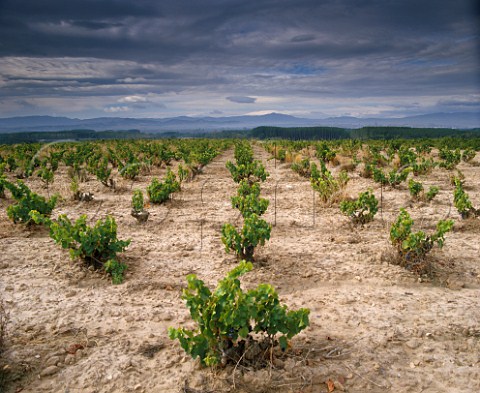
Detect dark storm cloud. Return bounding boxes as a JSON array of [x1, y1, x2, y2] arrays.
[[0, 0, 478, 117], [0, 0, 156, 20], [0, 0, 476, 61], [226, 96, 257, 104], [290, 35, 316, 43]]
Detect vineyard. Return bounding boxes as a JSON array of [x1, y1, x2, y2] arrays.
[[0, 137, 479, 392]]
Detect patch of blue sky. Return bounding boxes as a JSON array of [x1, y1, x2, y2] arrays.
[[284, 64, 327, 75]]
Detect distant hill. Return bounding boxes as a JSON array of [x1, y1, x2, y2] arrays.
[[0, 112, 478, 134], [315, 112, 480, 129]]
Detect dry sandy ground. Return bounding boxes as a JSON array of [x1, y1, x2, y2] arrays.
[[0, 142, 479, 393]]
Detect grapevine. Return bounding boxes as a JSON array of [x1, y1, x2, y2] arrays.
[[168, 261, 310, 367], [31, 212, 131, 284], [390, 208, 454, 273], [340, 189, 378, 225]]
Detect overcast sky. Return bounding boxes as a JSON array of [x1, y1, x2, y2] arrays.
[[0, 0, 479, 119]]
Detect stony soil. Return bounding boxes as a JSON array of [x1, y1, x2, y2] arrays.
[[0, 142, 479, 393]]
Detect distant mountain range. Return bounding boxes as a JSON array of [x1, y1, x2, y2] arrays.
[[0, 112, 478, 134]]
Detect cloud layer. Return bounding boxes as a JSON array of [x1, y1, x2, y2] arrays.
[[0, 0, 478, 118]]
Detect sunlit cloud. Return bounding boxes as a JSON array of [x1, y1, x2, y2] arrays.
[[104, 105, 130, 113], [118, 95, 148, 103]]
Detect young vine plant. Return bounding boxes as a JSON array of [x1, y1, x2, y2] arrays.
[[222, 142, 271, 261], [4, 180, 58, 225], [131, 189, 149, 223], [339, 189, 378, 225], [168, 261, 310, 367], [390, 208, 454, 274], [147, 169, 180, 204], [30, 212, 130, 284], [453, 178, 479, 219], [408, 179, 439, 202]]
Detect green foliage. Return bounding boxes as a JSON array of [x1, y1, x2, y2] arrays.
[[156, 144, 175, 166], [365, 145, 388, 166], [36, 163, 54, 187], [3, 180, 24, 200], [233, 142, 254, 165], [51, 215, 130, 263], [5, 181, 57, 225], [0, 172, 6, 199], [360, 162, 373, 178], [225, 143, 271, 261], [46, 151, 62, 172], [337, 169, 349, 188], [408, 179, 438, 202], [177, 164, 189, 183], [425, 186, 439, 202], [147, 169, 180, 204], [70, 176, 79, 197], [231, 180, 269, 217], [453, 178, 479, 219], [372, 166, 387, 185], [310, 162, 339, 203], [33, 214, 130, 283], [439, 148, 461, 170], [276, 148, 286, 162], [109, 146, 141, 180], [147, 177, 170, 204], [315, 142, 336, 163], [196, 147, 219, 167], [452, 168, 465, 184], [92, 157, 114, 187], [131, 189, 145, 212], [226, 142, 268, 184], [390, 208, 454, 272], [226, 160, 268, 184], [398, 147, 417, 167], [130, 189, 149, 223], [179, 140, 220, 169], [6, 156, 17, 172], [291, 157, 312, 178], [411, 158, 436, 176], [119, 162, 140, 180], [168, 261, 310, 367], [339, 190, 378, 225], [461, 148, 476, 162], [373, 167, 410, 187], [415, 143, 432, 155], [104, 259, 128, 285], [408, 179, 424, 199], [390, 168, 410, 186], [222, 214, 271, 261]]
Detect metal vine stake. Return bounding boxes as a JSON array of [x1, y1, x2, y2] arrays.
[[201, 179, 209, 204], [274, 180, 279, 227], [200, 179, 209, 253], [200, 218, 203, 253], [312, 188, 316, 227], [380, 182, 384, 226]]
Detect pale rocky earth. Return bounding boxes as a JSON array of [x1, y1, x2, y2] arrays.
[[0, 142, 479, 393]]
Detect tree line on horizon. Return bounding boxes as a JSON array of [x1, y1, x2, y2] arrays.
[[1, 125, 480, 145]]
